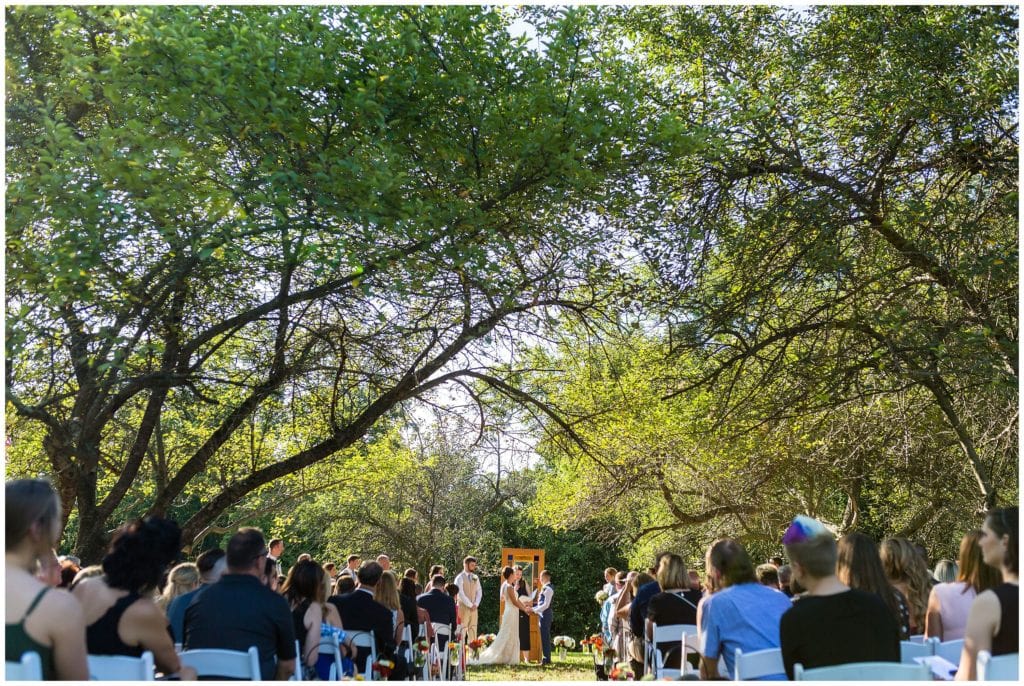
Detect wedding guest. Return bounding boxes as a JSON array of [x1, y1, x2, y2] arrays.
[[881, 537, 932, 635], [70, 564, 104, 590], [184, 527, 297, 680], [157, 562, 200, 612], [956, 507, 1018, 681], [429, 564, 445, 579], [37, 548, 62, 587], [59, 558, 81, 588], [404, 568, 418, 583], [837, 531, 911, 639], [268, 538, 285, 577], [611, 571, 635, 659], [375, 570, 406, 646], [400, 576, 433, 642], [6, 479, 89, 680], [166, 548, 227, 643], [335, 574, 356, 596], [629, 553, 671, 675], [698, 539, 792, 680], [769, 556, 784, 568], [934, 559, 959, 583], [603, 567, 618, 596], [646, 554, 702, 670], [281, 559, 351, 680], [756, 563, 781, 589], [779, 516, 899, 679], [73, 516, 195, 679], [263, 556, 281, 592], [324, 562, 339, 581], [332, 561, 407, 680], [377, 554, 391, 571], [603, 572, 625, 642], [778, 565, 794, 597], [925, 530, 1000, 641], [627, 571, 654, 674], [339, 554, 360, 581], [418, 574, 457, 655]]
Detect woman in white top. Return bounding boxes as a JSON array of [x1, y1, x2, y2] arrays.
[[925, 530, 1000, 640]]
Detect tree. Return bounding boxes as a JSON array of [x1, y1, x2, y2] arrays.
[[617, 6, 1017, 511], [5, 5, 661, 560]]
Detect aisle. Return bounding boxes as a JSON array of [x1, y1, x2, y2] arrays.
[[466, 653, 596, 681]]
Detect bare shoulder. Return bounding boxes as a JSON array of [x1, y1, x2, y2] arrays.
[[972, 589, 1001, 612], [38, 587, 85, 624]]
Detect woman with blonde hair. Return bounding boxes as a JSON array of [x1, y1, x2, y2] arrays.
[[156, 563, 200, 612], [646, 554, 701, 671], [880, 537, 932, 635], [373, 570, 405, 645], [925, 530, 1001, 640], [611, 571, 636, 658]]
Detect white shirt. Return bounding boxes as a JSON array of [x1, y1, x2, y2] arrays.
[[535, 583, 554, 614], [454, 570, 483, 608]]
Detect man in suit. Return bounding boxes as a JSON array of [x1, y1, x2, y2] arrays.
[[329, 561, 408, 680], [417, 574, 457, 649], [532, 570, 555, 665]]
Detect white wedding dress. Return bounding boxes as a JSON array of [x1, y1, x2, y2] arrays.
[[471, 582, 521, 665]]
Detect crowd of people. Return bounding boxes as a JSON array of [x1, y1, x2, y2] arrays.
[[596, 510, 1018, 679], [4, 478, 497, 680]]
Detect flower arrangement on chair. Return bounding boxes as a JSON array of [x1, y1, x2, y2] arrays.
[[480, 633, 496, 647], [371, 658, 395, 680], [412, 637, 430, 669], [467, 638, 485, 660], [608, 661, 635, 680]]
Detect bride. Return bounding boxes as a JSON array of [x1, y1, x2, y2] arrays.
[[471, 566, 532, 665]]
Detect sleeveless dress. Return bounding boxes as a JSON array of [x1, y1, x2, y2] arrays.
[[991, 583, 1019, 656], [470, 583, 521, 665], [86, 592, 144, 656], [6, 588, 56, 680]]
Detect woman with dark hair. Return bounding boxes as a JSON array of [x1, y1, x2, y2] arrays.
[[280, 559, 351, 680], [836, 532, 911, 640], [925, 530, 1001, 640], [880, 537, 932, 635], [399, 576, 431, 643], [73, 516, 195, 679], [262, 556, 280, 592], [6, 479, 89, 680], [514, 567, 532, 663], [956, 507, 1018, 681]]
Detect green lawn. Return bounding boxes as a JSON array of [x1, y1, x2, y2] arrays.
[[467, 651, 598, 681]]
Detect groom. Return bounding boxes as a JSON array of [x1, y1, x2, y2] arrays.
[[532, 569, 554, 665]]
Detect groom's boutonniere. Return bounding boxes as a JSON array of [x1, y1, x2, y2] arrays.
[[471, 574, 477, 581]]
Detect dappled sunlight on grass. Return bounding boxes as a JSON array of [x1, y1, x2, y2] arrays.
[[467, 651, 597, 681]]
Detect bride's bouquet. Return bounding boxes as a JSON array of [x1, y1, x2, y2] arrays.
[[595, 590, 610, 604]]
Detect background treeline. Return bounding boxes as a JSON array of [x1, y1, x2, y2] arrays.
[[6, 5, 1017, 640]]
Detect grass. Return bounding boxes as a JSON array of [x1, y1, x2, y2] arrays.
[[467, 651, 598, 681]]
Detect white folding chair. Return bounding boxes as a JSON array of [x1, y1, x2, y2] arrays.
[[5, 651, 43, 681], [734, 647, 784, 680], [647, 622, 694, 679], [88, 651, 155, 680], [934, 638, 964, 665], [178, 646, 261, 680], [320, 632, 346, 681], [908, 634, 927, 644], [900, 638, 936, 663], [349, 630, 377, 680], [794, 661, 932, 680], [288, 639, 302, 681], [978, 651, 1019, 681], [431, 623, 452, 680]]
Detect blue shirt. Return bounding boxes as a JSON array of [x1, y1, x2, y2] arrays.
[[167, 586, 206, 644], [699, 582, 791, 680], [629, 580, 661, 636]]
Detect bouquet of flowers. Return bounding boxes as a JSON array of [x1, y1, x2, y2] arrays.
[[595, 590, 610, 604], [553, 635, 576, 661], [581, 637, 592, 653], [467, 638, 485, 660], [481, 633, 497, 647], [609, 661, 635, 680], [412, 637, 430, 668], [372, 658, 395, 680]]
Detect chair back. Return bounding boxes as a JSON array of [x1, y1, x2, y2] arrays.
[[908, 634, 926, 644], [348, 631, 377, 680], [319, 632, 345, 681], [900, 638, 936, 663], [431, 623, 452, 675], [290, 640, 302, 681], [934, 639, 964, 665], [793, 661, 932, 680], [978, 651, 1019, 681], [647, 622, 695, 678], [87, 652, 155, 680], [5, 651, 43, 681], [178, 646, 261, 680], [733, 647, 784, 680]]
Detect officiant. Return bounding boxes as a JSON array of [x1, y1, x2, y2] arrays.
[[514, 567, 532, 663]]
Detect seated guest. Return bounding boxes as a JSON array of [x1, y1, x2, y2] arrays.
[[926, 530, 1000, 641], [330, 561, 407, 680], [934, 559, 959, 583], [778, 565, 794, 597], [6, 479, 89, 680], [626, 571, 654, 673], [429, 564, 445, 580], [698, 539, 792, 680], [184, 528, 296, 680], [335, 574, 356, 596], [73, 517, 195, 679], [417, 574, 457, 647], [37, 548, 62, 587], [166, 548, 226, 644], [282, 559, 352, 680], [263, 557, 281, 592], [157, 562, 199, 612], [59, 558, 81, 588], [70, 564, 104, 590], [780, 516, 899, 679], [375, 571, 406, 646], [956, 507, 1018, 681], [881, 537, 931, 635], [404, 568, 418, 583], [630, 553, 671, 675], [756, 564, 781, 590], [399, 576, 433, 642], [836, 531, 911, 639], [645, 553, 701, 670]]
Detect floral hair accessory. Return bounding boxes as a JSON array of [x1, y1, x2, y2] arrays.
[[782, 514, 828, 545]]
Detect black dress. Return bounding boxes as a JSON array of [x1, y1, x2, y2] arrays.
[[516, 580, 531, 651]]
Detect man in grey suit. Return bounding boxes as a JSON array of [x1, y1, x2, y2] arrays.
[[532, 569, 555, 665]]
